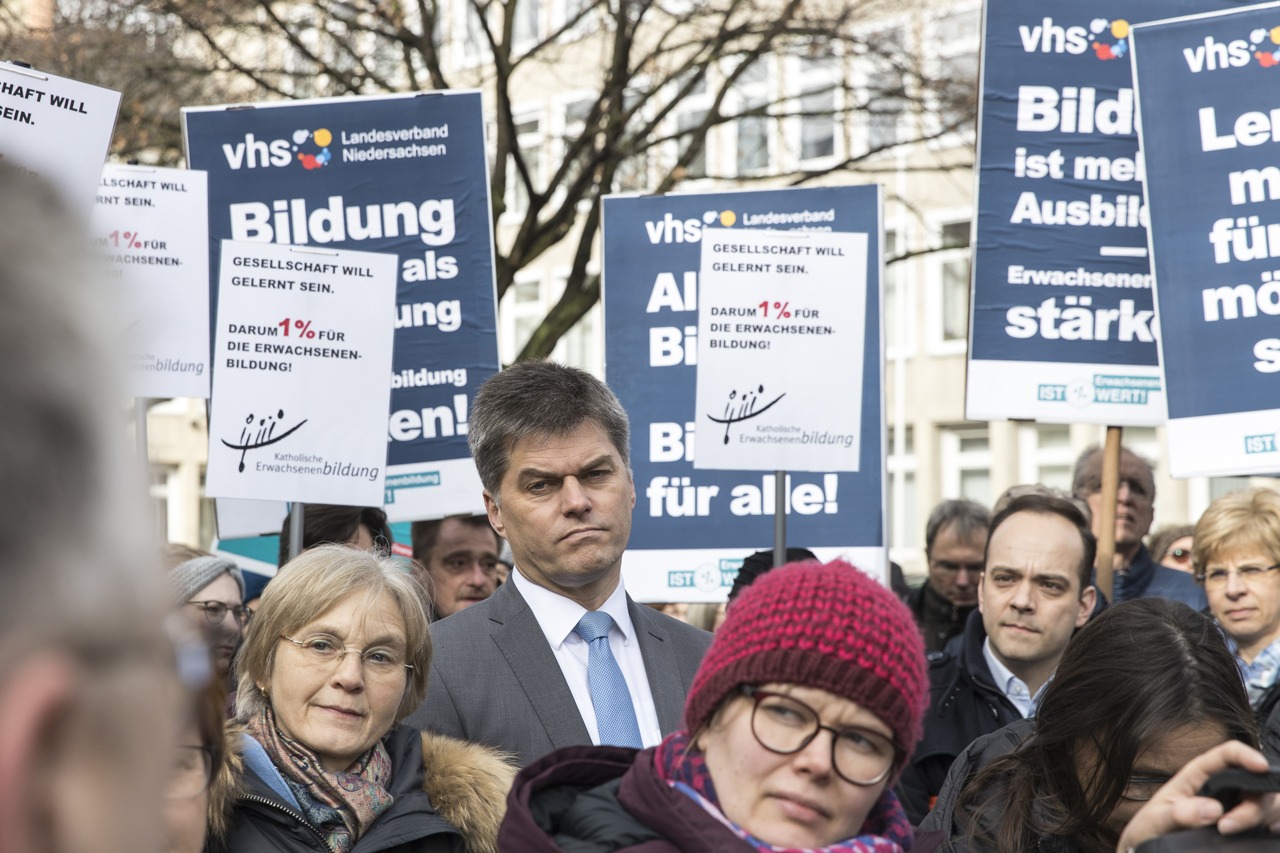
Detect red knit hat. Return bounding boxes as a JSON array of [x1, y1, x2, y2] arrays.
[[684, 559, 929, 767]]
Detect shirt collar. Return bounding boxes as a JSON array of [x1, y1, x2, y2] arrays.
[[510, 567, 634, 649], [982, 637, 1046, 709]]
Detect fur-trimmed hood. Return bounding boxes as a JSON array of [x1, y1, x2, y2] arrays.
[[209, 725, 516, 853], [420, 730, 517, 853]]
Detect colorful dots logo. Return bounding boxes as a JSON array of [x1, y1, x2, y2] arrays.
[[1248, 26, 1280, 68], [701, 209, 737, 227], [292, 128, 334, 170], [1088, 18, 1129, 60]]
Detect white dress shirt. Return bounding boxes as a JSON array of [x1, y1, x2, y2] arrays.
[[982, 637, 1044, 719], [510, 568, 663, 747]]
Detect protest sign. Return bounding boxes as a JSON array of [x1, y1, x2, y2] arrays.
[[205, 240, 397, 505], [93, 165, 210, 398], [1131, 2, 1280, 476], [965, 0, 1239, 426], [695, 228, 865, 472], [604, 186, 883, 602], [0, 62, 120, 216], [184, 92, 498, 523]]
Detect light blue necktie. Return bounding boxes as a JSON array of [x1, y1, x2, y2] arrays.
[[573, 611, 643, 748]]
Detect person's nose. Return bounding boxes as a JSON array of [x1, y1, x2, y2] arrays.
[[560, 476, 592, 516], [463, 562, 490, 589], [791, 728, 836, 780], [330, 650, 367, 691], [1223, 569, 1249, 598], [1009, 579, 1035, 611], [954, 567, 977, 589]]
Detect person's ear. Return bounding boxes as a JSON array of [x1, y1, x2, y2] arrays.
[[0, 652, 79, 853], [484, 491, 505, 537], [1076, 585, 1097, 628]]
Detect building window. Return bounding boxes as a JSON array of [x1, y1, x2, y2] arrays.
[[507, 116, 542, 217], [865, 28, 906, 152], [936, 219, 972, 345], [1017, 424, 1074, 490], [941, 426, 991, 506], [512, 0, 541, 46], [928, 5, 980, 135], [887, 426, 919, 550], [797, 56, 839, 164], [884, 229, 914, 358]]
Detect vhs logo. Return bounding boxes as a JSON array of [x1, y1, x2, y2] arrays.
[[222, 128, 335, 171], [1018, 17, 1130, 60]]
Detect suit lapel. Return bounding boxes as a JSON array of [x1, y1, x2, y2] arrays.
[[629, 597, 685, 734], [487, 581, 591, 748]]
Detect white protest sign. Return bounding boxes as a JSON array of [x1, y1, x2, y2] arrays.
[[694, 228, 866, 473], [0, 62, 120, 216], [206, 240, 397, 505], [93, 165, 210, 399]]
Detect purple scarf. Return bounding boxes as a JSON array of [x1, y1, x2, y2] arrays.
[[653, 731, 913, 853], [246, 707, 394, 853]]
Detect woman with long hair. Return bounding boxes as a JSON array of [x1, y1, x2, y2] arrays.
[[921, 598, 1260, 852]]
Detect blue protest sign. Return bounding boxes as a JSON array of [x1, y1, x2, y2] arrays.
[[966, 0, 1237, 426], [1132, 2, 1280, 476], [183, 92, 498, 523], [603, 186, 884, 602]]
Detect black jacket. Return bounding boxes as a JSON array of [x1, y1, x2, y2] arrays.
[[897, 609, 1022, 826], [212, 725, 464, 853], [909, 582, 976, 653], [1256, 678, 1280, 763], [917, 719, 1079, 853]]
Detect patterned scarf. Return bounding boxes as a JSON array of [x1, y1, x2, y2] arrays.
[[246, 707, 395, 853], [653, 731, 913, 853]]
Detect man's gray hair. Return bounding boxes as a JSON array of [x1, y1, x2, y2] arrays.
[[924, 499, 992, 556], [468, 361, 630, 498]]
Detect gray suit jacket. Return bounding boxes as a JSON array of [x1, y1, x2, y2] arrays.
[[405, 578, 712, 768]]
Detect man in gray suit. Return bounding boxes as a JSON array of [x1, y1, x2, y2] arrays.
[[406, 361, 712, 767]]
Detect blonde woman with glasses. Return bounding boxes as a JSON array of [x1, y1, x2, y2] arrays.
[[211, 545, 514, 853], [1194, 487, 1280, 761]]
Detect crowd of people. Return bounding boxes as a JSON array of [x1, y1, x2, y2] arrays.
[[6, 159, 1280, 853]]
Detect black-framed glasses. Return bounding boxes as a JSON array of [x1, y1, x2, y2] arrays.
[[280, 634, 413, 680], [1195, 563, 1280, 589], [740, 686, 899, 786], [187, 600, 251, 627], [1120, 774, 1171, 803], [166, 745, 215, 799]]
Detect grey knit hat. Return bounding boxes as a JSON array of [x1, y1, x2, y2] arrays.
[[170, 555, 245, 605]]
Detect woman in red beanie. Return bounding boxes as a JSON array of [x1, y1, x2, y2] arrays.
[[498, 558, 931, 852]]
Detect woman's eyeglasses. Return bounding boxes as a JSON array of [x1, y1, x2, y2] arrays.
[[186, 600, 252, 627], [739, 686, 899, 786]]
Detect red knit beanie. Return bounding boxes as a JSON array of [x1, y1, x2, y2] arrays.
[[684, 559, 929, 767]]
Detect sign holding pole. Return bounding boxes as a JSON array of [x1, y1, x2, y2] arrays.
[[205, 239, 397, 506]]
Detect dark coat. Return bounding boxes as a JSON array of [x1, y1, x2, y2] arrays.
[[897, 609, 1022, 826], [918, 719, 1080, 853], [500, 744, 755, 852], [501, 742, 933, 852], [908, 582, 976, 654], [1255, 678, 1280, 763], [1109, 546, 1207, 611], [212, 725, 472, 853]]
